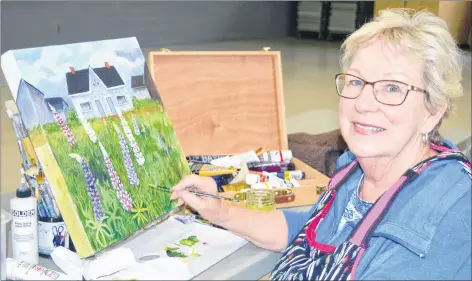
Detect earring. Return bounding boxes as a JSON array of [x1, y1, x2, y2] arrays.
[[422, 132, 429, 145]]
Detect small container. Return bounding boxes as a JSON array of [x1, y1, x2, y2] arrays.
[[1, 209, 13, 281], [245, 189, 276, 211], [38, 216, 69, 258], [11, 181, 38, 265]]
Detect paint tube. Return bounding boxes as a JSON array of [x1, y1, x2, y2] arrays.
[[189, 162, 237, 176], [220, 182, 249, 192], [248, 162, 295, 172], [258, 150, 293, 163], [6, 258, 70, 280], [210, 150, 260, 168], [211, 174, 235, 192], [283, 179, 301, 188], [273, 170, 306, 181], [245, 172, 268, 185], [186, 155, 229, 163], [254, 147, 265, 157]]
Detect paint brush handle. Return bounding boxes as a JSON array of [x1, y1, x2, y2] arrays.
[[150, 184, 239, 202], [188, 190, 240, 202]]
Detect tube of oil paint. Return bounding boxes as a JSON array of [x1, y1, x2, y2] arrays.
[[210, 150, 260, 168], [189, 162, 237, 176], [246, 172, 269, 185], [251, 182, 272, 189], [186, 155, 230, 163], [211, 174, 235, 192], [258, 150, 293, 163], [6, 258, 70, 280], [248, 162, 295, 172], [273, 170, 305, 181], [220, 182, 249, 192]]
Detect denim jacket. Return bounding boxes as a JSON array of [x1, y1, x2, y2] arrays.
[[282, 139, 471, 280]]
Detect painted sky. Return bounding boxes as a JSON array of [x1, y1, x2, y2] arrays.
[[10, 37, 145, 105]]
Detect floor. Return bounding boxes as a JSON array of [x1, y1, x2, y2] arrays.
[[1, 38, 471, 194]]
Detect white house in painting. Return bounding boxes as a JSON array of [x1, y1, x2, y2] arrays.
[[66, 62, 135, 119], [130, 74, 150, 99]]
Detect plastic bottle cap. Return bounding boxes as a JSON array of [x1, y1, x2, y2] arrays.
[[287, 163, 295, 170], [16, 187, 32, 198]]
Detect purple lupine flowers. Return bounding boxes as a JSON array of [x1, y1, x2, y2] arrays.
[[113, 124, 139, 186], [49, 104, 77, 147], [99, 142, 133, 212], [70, 153, 105, 221]]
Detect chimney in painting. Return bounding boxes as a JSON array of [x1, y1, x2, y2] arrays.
[[69, 66, 75, 74], [105, 62, 110, 69]]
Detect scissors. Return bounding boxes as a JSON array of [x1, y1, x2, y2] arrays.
[[52, 225, 65, 247]]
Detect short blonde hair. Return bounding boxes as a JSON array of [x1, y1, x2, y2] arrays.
[[340, 8, 465, 144]]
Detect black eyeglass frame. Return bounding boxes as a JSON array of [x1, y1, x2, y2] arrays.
[[334, 73, 429, 106]]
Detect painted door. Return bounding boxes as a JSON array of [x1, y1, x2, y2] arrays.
[[106, 97, 117, 115], [95, 100, 106, 117]]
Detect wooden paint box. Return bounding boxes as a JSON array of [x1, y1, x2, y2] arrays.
[[147, 49, 329, 208]]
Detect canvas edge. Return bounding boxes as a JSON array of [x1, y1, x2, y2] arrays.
[[1, 52, 96, 257]]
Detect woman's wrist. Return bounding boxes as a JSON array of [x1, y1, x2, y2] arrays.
[[210, 201, 232, 226]]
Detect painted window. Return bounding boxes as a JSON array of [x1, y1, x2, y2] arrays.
[[80, 102, 92, 112], [117, 95, 127, 105]]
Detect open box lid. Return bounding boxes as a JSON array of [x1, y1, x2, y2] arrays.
[[147, 50, 287, 156]]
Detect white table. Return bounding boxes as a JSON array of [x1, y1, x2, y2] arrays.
[[1, 192, 310, 280]]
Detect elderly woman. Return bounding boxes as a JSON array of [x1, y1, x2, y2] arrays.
[[171, 8, 471, 280]]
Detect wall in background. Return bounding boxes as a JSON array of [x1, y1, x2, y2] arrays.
[[373, 1, 471, 46], [1, 1, 295, 53]]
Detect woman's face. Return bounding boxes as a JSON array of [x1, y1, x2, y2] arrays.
[[338, 39, 435, 158]]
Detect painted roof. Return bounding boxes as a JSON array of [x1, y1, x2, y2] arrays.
[[66, 65, 124, 95]]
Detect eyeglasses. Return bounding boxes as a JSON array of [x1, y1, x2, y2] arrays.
[[335, 73, 428, 106]]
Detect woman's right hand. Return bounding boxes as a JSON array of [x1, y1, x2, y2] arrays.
[[170, 174, 227, 224]]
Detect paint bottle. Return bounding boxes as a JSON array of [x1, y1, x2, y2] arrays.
[[10, 178, 39, 265]]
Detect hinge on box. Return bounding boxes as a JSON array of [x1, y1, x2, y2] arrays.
[[261, 47, 271, 51], [160, 48, 172, 52]]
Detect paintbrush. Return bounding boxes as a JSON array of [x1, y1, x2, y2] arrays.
[[149, 184, 240, 203]]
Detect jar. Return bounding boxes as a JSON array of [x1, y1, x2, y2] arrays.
[[38, 216, 69, 258], [245, 189, 276, 211]]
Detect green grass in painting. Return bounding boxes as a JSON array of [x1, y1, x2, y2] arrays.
[[32, 98, 190, 252]]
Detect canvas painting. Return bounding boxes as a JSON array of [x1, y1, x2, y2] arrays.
[[1, 37, 191, 258]]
